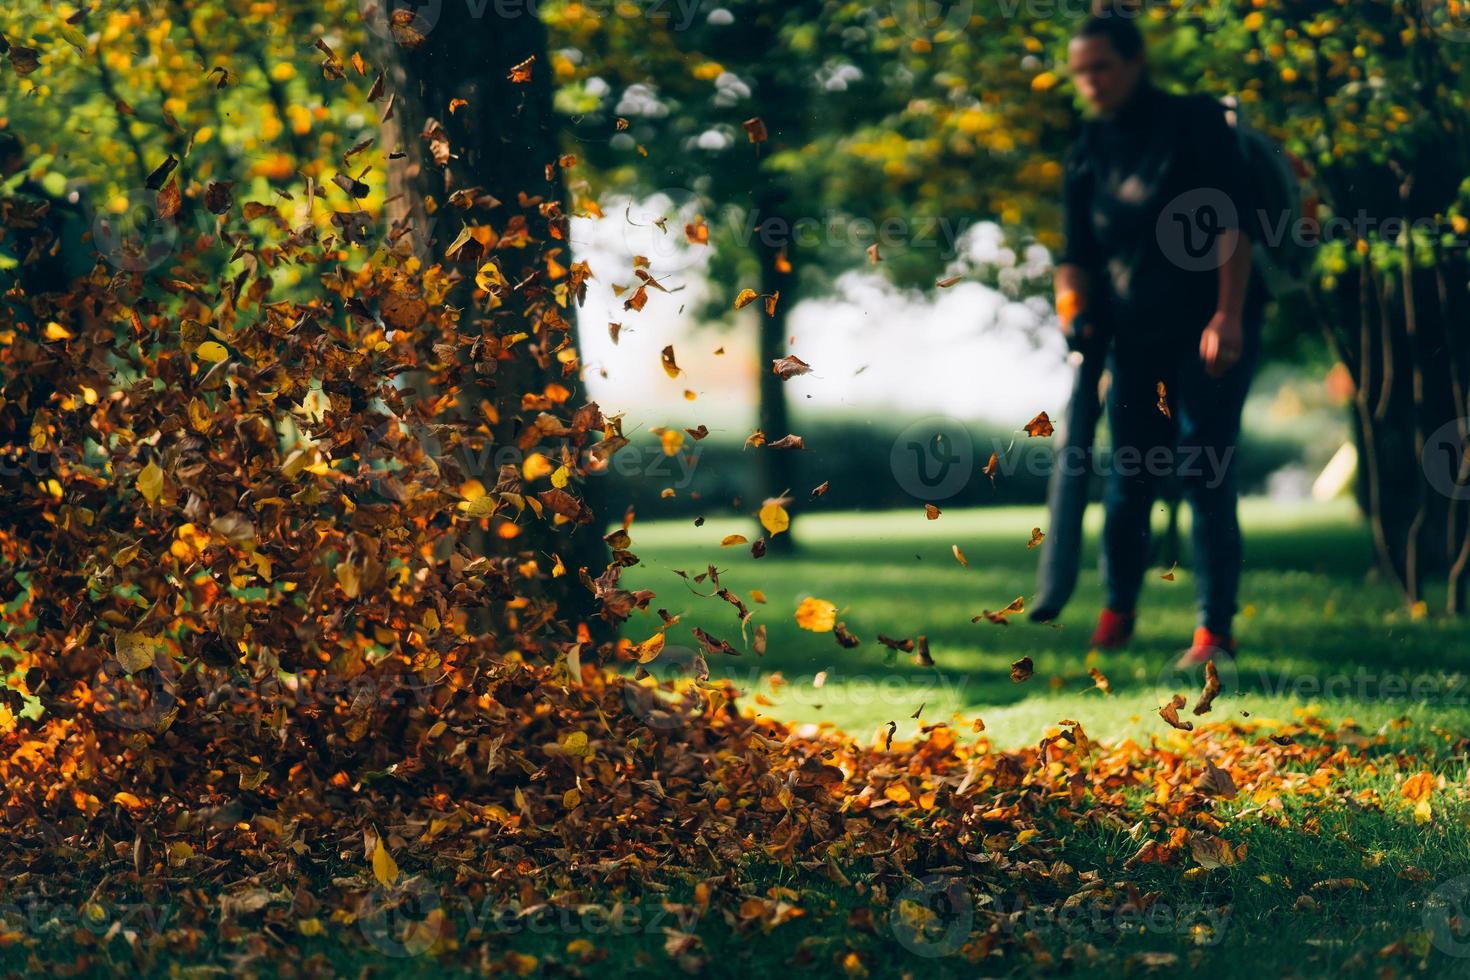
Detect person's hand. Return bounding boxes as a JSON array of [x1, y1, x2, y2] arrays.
[[1057, 289, 1094, 348], [1200, 310, 1243, 378]]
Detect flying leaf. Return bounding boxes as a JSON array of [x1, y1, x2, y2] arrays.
[[1192, 660, 1222, 715], [1024, 412, 1054, 437], [759, 502, 790, 535], [1159, 694, 1194, 731], [660, 345, 681, 378], [1010, 657, 1034, 683], [771, 355, 811, 379], [795, 597, 837, 633]]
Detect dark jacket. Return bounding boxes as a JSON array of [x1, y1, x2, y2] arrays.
[[1060, 82, 1264, 349]]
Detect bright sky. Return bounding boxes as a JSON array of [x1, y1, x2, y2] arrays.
[[569, 199, 1074, 440]]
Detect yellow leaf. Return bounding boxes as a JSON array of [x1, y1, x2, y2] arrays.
[[137, 461, 164, 504], [475, 261, 507, 292], [195, 340, 229, 362], [560, 731, 591, 758], [720, 534, 748, 547], [795, 596, 837, 633], [734, 288, 758, 310], [1402, 771, 1435, 804], [336, 563, 361, 598], [562, 788, 581, 808], [372, 837, 399, 887], [759, 502, 789, 536], [637, 632, 666, 663], [113, 791, 146, 811], [461, 495, 497, 518], [114, 631, 156, 673], [657, 427, 684, 456]]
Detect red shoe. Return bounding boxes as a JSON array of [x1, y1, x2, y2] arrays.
[[1090, 609, 1136, 650], [1176, 627, 1237, 669]]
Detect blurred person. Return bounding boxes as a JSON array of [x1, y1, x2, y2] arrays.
[[1043, 7, 1268, 668]]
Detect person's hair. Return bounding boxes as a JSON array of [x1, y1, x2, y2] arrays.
[[1076, 3, 1147, 61]]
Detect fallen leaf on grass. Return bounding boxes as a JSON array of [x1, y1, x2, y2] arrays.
[[1197, 758, 1238, 798], [1189, 833, 1237, 869]]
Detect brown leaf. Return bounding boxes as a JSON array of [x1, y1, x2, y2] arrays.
[[1192, 660, 1222, 715], [1197, 758, 1238, 799], [508, 56, 536, 83], [1024, 412, 1054, 438], [1159, 694, 1194, 731], [156, 179, 182, 220], [771, 355, 811, 379], [204, 181, 234, 215], [1010, 656, 1034, 683]]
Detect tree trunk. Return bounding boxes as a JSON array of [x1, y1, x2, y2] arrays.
[[375, 4, 608, 650], [754, 189, 797, 553]]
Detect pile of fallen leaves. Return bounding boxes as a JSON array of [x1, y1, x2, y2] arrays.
[[1, 652, 1413, 974]]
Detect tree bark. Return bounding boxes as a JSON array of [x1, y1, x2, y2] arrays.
[[375, 4, 608, 649], [754, 189, 797, 553]]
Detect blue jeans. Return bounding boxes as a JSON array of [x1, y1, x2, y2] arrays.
[[1033, 351, 1107, 617], [1101, 318, 1261, 635]]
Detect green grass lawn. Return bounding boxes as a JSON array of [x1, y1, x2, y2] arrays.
[[622, 498, 1470, 750], [16, 501, 1470, 979]]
